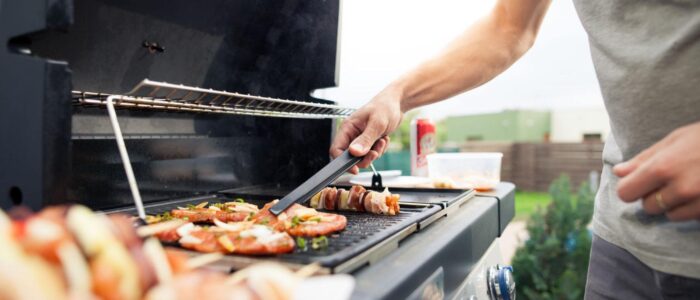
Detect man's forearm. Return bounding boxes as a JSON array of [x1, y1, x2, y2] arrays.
[[388, 0, 551, 113]]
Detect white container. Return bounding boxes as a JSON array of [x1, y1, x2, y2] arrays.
[[427, 152, 503, 190]]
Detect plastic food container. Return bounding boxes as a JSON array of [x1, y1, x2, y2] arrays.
[[427, 152, 503, 191]]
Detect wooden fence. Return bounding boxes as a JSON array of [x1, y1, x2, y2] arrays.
[[459, 142, 604, 192]]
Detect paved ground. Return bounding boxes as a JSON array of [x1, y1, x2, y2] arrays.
[[499, 221, 529, 264]]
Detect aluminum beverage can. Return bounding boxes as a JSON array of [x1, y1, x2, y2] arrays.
[[410, 118, 436, 176]]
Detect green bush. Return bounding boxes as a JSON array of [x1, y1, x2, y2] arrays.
[[511, 175, 595, 300]]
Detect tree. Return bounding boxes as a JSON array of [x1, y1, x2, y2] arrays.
[[512, 175, 595, 300]]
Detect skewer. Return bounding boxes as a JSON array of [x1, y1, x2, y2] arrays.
[[295, 262, 322, 278], [136, 219, 186, 237], [225, 262, 321, 287], [225, 268, 250, 286], [186, 253, 224, 270], [143, 237, 173, 284]]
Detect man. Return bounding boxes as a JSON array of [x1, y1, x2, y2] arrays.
[[330, 0, 700, 298]]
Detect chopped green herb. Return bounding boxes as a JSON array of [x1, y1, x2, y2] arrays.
[[234, 198, 246, 203], [244, 212, 255, 221], [308, 217, 322, 223], [182, 217, 189, 221], [259, 218, 269, 225], [296, 237, 307, 250], [211, 203, 226, 209], [290, 216, 301, 228], [156, 212, 173, 221], [311, 236, 329, 251], [185, 204, 197, 210]]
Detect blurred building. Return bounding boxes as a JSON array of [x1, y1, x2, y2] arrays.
[[442, 110, 551, 142], [442, 108, 609, 144], [550, 107, 610, 142]]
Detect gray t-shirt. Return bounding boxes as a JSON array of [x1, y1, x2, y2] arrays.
[[573, 0, 700, 278]]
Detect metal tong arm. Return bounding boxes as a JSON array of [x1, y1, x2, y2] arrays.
[[369, 163, 384, 190], [269, 150, 362, 215], [106, 96, 146, 220]]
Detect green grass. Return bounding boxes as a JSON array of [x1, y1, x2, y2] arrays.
[[515, 191, 551, 221]]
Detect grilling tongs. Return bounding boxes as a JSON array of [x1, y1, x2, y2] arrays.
[[269, 149, 362, 216]]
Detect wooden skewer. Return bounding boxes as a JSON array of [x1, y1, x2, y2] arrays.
[[225, 269, 250, 286], [295, 262, 322, 278], [186, 253, 224, 270], [136, 219, 186, 237]]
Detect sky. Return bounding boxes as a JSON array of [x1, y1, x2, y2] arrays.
[[314, 0, 605, 120]]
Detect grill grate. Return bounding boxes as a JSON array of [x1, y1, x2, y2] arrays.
[[109, 194, 441, 273]]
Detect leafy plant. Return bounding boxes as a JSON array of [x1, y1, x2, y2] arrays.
[[512, 175, 594, 300]]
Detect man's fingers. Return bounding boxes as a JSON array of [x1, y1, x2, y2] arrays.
[[371, 137, 387, 156], [617, 156, 669, 202], [356, 150, 380, 169], [666, 199, 700, 221], [641, 183, 692, 215], [379, 136, 390, 155], [613, 147, 655, 177], [614, 135, 673, 177], [330, 121, 362, 158], [349, 166, 359, 175], [349, 118, 386, 157]]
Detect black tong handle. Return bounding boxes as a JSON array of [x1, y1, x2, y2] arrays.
[[270, 149, 362, 215]]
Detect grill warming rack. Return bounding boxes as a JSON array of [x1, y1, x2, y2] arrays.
[[73, 79, 355, 119], [73, 79, 355, 219]]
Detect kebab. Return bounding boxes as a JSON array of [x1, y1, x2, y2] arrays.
[[252, 201, 347, 237], [144, 263, 302, 300], [1, 205, 353, 300], [310, 185, 400, 215], [2, 205, 188, 300], [146, 220, 296, 255], [148, 201, 259, 224]]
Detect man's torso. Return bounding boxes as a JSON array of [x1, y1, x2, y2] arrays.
[[572, 0, 700, 278]]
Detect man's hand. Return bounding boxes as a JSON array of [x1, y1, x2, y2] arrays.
[[614, 121, 700, 221], [329, 87, 403, 174]]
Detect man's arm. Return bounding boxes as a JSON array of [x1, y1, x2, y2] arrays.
[[331, 0, 552, 173]]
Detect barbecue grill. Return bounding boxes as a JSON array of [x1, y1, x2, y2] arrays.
[[0, 0, 517, 299]]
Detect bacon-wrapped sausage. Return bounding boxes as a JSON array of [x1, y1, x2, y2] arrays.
[[310, 186, 400, 215]]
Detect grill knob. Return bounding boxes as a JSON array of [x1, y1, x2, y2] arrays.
[[486, 265, 515, 300]]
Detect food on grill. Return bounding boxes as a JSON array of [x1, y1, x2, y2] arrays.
[[1, 205, 353, 300], [1, 205, 188, 300], [145, 263, 336, 300], [146, 198, 344, 245], [155, 201, 258, 224], [253, 201, 347, 237], [310, 186, 401, 215], [151, 220, 295, 255]]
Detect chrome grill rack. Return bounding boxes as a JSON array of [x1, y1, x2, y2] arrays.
[[73, 79, 354, 119]]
